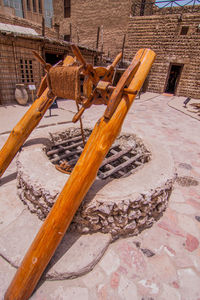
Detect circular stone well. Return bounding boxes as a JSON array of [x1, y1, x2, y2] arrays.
[[17, 128, 175, 240]]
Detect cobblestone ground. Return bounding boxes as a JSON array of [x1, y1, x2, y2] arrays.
[[0, 94, 200, 299]]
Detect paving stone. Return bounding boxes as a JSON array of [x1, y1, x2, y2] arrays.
[[137, 225, 171, 254], [185, 233, 199, 252], [187, 198, 200, 210], [158, 216, 185, 238], [0, 209, 111, 279], [82, 266, 105, 288], [118, 275, 138, 299], [0, 181, 25, 231], [0, 209, 42, 267], [97, 283, 117, 300], [171, 250, 194, 269], [178, 268, 200, 300], [116, 239, 147, 273], [160, 283, 181, 300], [110, 271, 120, 289], [147, 254, 177, 284], [99, 249, 120, 276], [47, 232, 111, 279], [0, 258, 16, 299], [137, 279, 160, 296], [177, 214, 200, 238], [31, 282, 89, 300], [189, 248, 200, 272], [169, 202, 197, 215]]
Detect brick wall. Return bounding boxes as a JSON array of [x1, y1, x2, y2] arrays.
[[125, 12, 200, 98], [0, 12, 58, 39], [0, 35, 42, 105], [53, 1, 200, 98], [54, 0, 132, 57]]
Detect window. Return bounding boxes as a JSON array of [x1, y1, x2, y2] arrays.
[[44, 0, 53, 28], [4, 0, 24, 17], [20, 59, 34, 83], [38, 0, 42, 13], [64, 0, 71, 18], [32, 0, 37, 12], [64, 34, 70, 42], [180, 26, 189, 35], [26, 0, 30, 10], [140, 0, 146, 16]]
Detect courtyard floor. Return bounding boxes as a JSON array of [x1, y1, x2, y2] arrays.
[[0, 93, 200, 300]]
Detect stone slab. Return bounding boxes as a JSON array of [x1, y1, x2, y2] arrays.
[[0, 210, 111, 279], [0, 258, 16, 299], [0, 183, 25, 231], [30, 280, 89, 300]]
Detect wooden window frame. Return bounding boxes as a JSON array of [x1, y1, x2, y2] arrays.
[[64, 0, 71, 18]]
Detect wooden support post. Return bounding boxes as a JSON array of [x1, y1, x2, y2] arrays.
[[121, 34, 126, 66], [42, 17, 45, 37], [96, 26, 100, 50], [101, 25, 104, 52], [0, 56, 75, 179], [69, 23, 72, 42], [4, 49, 156, 300]]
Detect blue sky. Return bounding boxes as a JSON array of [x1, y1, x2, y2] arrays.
[[155, 0, 200, 8]]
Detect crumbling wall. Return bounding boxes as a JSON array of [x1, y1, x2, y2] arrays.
[[125, 12, 200, 98]]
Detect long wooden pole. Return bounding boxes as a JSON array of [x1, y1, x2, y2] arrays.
[[0, 56, 75, 179], [4, 49, 156, 300]]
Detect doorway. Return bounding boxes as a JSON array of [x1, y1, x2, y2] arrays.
[[165, 64, 183, 94], [45, 52, 64, 65]]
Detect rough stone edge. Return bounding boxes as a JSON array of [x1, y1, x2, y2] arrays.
[[45, 233, 112, 280], [16, 128, 175, 240], [71, 179, 173, 240]]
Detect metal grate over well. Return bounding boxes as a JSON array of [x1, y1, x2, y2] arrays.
[[46, 130, 151, 179]]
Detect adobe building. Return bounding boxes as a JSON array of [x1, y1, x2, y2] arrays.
[[0, 0, 199, 103], [126, 2, 200, 98], [0, 0, 100, 104], [53, 0, 200, 99]]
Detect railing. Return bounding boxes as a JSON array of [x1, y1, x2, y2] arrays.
[[132, 0, 200, 16]]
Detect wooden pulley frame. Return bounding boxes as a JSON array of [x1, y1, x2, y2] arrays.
[[71, 45, 123, 123], [83, 66, 109, 103], [71, 45, 141, 122]]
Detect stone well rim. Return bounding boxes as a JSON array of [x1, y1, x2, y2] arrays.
[[17, 129, 175, 202]]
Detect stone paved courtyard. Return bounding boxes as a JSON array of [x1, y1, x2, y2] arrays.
[[0, 93, 200, 300]]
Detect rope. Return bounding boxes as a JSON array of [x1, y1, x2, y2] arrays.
[[75, 98, 86, 146]]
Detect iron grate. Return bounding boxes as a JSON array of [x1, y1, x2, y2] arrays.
[[46, 133, 150, 179]]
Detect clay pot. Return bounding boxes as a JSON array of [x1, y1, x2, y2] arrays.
[[15, 84, 28, 105]]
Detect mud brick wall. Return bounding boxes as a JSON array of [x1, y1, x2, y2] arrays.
[[125, 12, 200, 98], [53, 0, 132, 57], [0, 36, 43, 105], [0, 12, 58, 39], [0, 35, 96, 104]]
